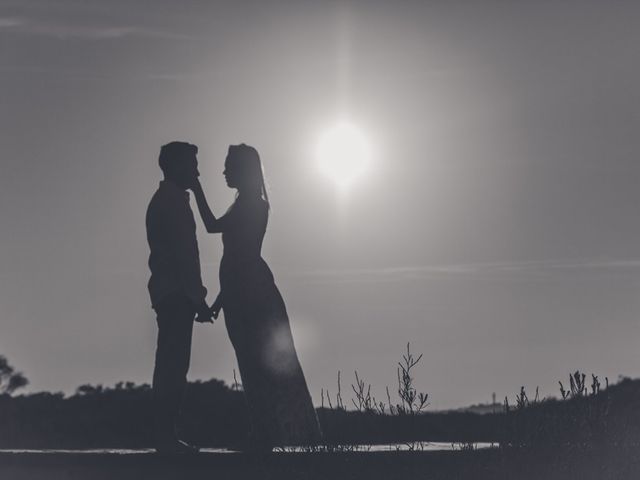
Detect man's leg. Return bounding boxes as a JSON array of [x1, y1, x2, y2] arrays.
[[152, 294, 195, 447]]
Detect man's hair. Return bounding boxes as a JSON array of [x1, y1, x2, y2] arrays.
[[158, 141, 198, 173]]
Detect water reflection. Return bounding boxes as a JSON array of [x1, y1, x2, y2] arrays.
[[0, 443, 497, 455]]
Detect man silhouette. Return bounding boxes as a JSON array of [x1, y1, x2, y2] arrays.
[[146, 141, 213, 454]]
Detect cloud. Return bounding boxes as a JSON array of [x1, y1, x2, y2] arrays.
[[296, 259, 640, 284], [0, 16, 191, 40], [0, 17, 24, 28]]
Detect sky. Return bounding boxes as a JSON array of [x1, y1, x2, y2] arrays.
[[1, 0, 639, 409]]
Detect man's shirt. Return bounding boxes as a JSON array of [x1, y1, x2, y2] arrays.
[[146, 180, 207, 308]]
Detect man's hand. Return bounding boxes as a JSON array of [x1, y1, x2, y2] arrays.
[[194, 300, 214, 324]]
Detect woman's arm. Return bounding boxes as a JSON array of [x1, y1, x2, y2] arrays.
[[191, 179, 225, 233]]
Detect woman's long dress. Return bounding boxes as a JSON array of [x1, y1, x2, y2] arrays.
[[218, 196, 322, 447]]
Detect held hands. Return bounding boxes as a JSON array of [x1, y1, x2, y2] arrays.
[[194, 295, 222, 323], [194, 299, 214, 324]]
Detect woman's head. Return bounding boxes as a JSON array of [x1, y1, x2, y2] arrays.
[[224, 144, 269, 204]]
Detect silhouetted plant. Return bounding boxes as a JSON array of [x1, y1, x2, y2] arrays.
[[232, 369, 242, 392], [352, 371, 375, 413], [318, 343, 430, 451], [76, 384, 105, 396], [390, 343, 429, 416], [452, 441, 477, 451], [321, 370, 346, 411], [502, 370, 613, 455], [0, 355, 28, 395]]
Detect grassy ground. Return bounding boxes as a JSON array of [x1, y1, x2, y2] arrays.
[[0, 449, 638, 480]]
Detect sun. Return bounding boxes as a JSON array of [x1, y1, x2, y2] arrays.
[[316, 122, 372, 189]]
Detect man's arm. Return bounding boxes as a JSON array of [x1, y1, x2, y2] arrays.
[[167, 200, 213, 323]]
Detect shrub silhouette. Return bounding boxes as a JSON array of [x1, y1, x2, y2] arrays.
[[0, 355, 28, 395]]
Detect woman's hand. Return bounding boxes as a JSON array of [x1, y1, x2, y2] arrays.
[[210, 294, 223, 319], [188, 176, 202, 192], [191, 178, 224, 233]]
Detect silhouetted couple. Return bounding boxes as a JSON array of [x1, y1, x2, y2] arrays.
[[146, 141, 321, 454]]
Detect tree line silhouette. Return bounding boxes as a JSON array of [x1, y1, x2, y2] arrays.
[[1, 353, 639, 455], [0, 377, 501, 449], [1, 376, 639, 450]]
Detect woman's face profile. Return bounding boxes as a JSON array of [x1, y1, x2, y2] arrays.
[[223, 156, 239, 189]]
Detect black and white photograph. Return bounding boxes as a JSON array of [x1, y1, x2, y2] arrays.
[[1, 1, 639, 478]]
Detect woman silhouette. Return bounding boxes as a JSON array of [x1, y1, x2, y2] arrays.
[[191, 144, 321, 451]]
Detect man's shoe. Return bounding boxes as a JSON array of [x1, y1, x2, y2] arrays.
[[155, 438, 200, 455]]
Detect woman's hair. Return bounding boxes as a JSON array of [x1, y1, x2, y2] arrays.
[[227, 144, 270, 209]]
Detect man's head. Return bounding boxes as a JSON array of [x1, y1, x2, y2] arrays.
[[158, 141, 199, 189]]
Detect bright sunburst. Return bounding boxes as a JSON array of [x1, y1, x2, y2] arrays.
[[316, 122, 372, 189]]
